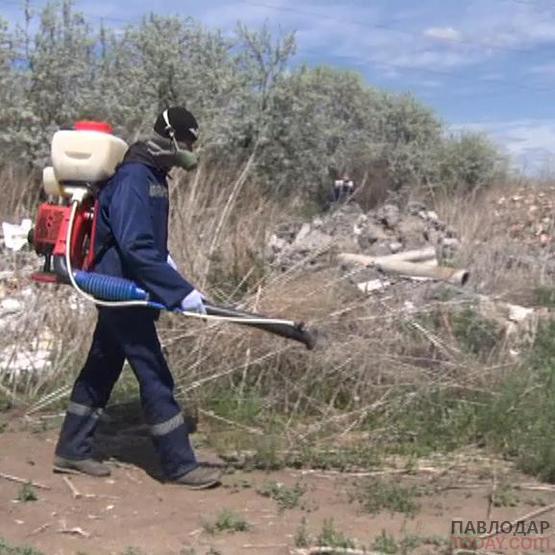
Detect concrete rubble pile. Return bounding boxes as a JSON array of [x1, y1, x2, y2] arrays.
[[267, 200, 462, 281], [267, 199, 553, 350], [492, 186, 553, 249]]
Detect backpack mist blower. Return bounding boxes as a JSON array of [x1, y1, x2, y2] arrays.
[[28, 121, 316, 350]]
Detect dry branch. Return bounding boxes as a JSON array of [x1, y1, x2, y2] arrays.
[[62, 476, 82, 499], [293, 548, 385, 555], [57, 526, 91, 538], [243, 544, 288, 549], [479, 502, 555, 540], [199, 408, 265, 435], [0, 472, 51, 490], [29, 523, 51, 536]]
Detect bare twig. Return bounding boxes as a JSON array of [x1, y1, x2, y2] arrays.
[[57, 526, 91, 538], [514, 483, 555, 493], [0, 472, 50, 490], [0, 382, 21, 405], [199, 408, 264, 435], [298, 466, 443, 480], [486, 466, 497, 521], [62, 476, 82, 499], [479, 503, 555, 540], [293, 548, 385, 555], [29, 522, 51, 536], [125, 471, 142, 484], [243, 544, 288, 549]]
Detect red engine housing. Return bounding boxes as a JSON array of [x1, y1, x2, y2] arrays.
[[31, 119, 114, 283], [31, 198, 95, 283]]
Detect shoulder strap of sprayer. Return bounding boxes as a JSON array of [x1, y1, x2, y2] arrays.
[[85, 224, 115, 271], [83, 181, 115, 271]]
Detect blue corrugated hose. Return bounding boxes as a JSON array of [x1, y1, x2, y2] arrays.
[[74, 271, 149, 302]]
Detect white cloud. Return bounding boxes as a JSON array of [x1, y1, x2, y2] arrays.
[[424, 26, 461, 42], [252, 1, 543, 74], [9, 0, 555, 87], [453, 119, 555, 174]]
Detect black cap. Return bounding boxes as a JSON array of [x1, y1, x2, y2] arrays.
[[154, 106, 199, 144]]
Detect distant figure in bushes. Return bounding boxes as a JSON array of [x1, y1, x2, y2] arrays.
[[53, 107, 222, 490], [332, 174, 355, 204]]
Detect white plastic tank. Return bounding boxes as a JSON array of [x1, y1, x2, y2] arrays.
[[42, 166, 65, 197], [51, 122, 128, 183]]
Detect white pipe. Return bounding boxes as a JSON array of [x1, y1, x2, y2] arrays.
[[338, 252, 470, 286], [339, 247, 436, 267]]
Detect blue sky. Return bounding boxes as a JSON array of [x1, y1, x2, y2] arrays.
[[3, 0, 555, 173]]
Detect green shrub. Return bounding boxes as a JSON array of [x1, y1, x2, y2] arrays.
[[202, 509, 251, 535], [316, 519, 355, 549], [0, 538, 44, 555], [480, 320, 555, 481], [451, 307, 503, 358], [372, 530, 399, 554], [294, 517, 311, 548], [257, 480, 306, 511], [384, 388, 486, 456], [353, 480, 421, 517], [17, 483, 37, 503], [437, 132, 505, 194], [534, 286, 555, 308]]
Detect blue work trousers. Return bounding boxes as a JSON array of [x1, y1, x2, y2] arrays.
[[55, 307, 197, 480]]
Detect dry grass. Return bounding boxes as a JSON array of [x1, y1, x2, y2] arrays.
[[433, 180, 554, 303], [1, 163, 551, 466], [0, 166, 42, 223]]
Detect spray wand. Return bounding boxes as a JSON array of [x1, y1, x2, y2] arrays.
[[63, 200, 316, 350]]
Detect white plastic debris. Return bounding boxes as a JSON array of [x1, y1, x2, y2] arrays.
[[0, 347, 52, 380], [2, 219, 32, 251], [0, 298, 22, 313], [508, 304, 535, 323], [356, 279, 391, 294]]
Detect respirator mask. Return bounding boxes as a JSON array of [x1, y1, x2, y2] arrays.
[[147, 109, 199, 172]]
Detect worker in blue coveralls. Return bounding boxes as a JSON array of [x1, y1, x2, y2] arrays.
[[53, 107, 222, 489]]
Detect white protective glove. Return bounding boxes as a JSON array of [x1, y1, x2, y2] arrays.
[[180, 289, 207, 315]]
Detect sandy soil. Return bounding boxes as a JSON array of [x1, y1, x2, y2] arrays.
[[1, 412, 554, 555]]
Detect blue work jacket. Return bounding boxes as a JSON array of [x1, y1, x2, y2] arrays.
[[92, 161, 194, 309]]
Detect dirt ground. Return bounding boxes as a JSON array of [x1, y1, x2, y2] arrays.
[[1, 412, 554, 555]]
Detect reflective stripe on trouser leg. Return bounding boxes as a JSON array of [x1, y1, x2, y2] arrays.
[[55, 402, 104, 460], [149, 411, 197, 479], [67, 402, 104, 419], [55, 313, 125, 461], [150, 412, 184, 436]]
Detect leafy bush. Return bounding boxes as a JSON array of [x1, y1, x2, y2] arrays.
[[437, 132, 505, 194], [0, 1, 503, 207]]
